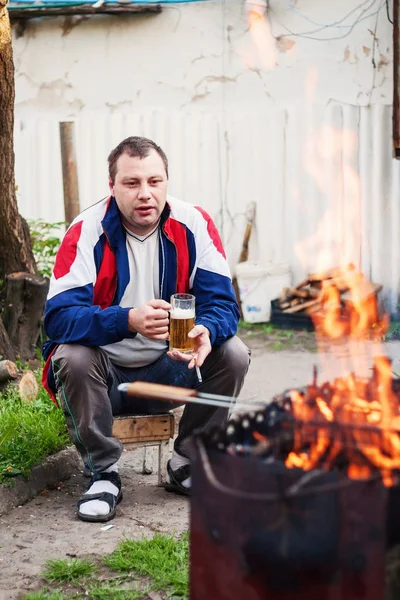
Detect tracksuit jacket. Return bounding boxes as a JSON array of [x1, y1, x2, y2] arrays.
[[42, 195, 240, 401]]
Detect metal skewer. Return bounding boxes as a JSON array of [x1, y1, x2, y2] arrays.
[[117, 381, 263, 411], [118, 383, 400, 436]]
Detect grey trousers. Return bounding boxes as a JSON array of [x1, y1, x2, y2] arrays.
[[52, 336, 251, 474]]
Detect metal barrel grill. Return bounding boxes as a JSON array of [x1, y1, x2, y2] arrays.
[[121, 380, 400, 600]]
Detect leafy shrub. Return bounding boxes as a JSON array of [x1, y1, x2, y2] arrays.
[[28, 220, 65, 278]]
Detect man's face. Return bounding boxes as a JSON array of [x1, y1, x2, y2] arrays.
[[109, 150, 168, 235]]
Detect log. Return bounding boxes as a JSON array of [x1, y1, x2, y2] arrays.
[[18, 370, 39, 402], [0, 360, 18, 382], [280, 301, 291, 310], [289, 298, 302, 307], [3, 272, 49, 361], [295, 279, 310, 290], [308, 303, 322, 314], [307, 286, 321, 298], [341, 282, 383, 304], [282, 297, 322, 314], [279, 287, 291, 303], [289, 288, 310, 299], [327, 277, 350, 293]]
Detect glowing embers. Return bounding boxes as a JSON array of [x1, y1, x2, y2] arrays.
[[205, 360, 400, 487]]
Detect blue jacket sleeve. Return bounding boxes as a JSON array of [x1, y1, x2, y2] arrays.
[[44, 286, 134, 346], [190, 213, 240, 345], [193, 268, 240, 346], [44, 220, 135, 346]]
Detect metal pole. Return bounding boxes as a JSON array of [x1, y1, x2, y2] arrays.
[[59, 121, 80, 225]]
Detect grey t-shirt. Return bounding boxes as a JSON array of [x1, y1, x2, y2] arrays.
[[101, 225, 167, 367]]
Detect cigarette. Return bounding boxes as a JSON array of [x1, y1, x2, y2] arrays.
[[195, 365, 202, 383], [194, 358, 202, 383]]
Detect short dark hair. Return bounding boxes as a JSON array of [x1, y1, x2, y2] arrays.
[[108, 136, 169, 183]]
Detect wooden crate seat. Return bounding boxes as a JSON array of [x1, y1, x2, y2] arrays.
[[112, 413, 175, 485]]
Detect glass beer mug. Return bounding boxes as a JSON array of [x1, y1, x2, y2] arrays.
[[169, 293, 195, 353]]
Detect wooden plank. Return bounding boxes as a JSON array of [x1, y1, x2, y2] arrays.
[[341, 282, 382, 303], [282, 297, 322, 314], [122, 441, 160, 451], [9, 4, 161, 19], [112, 414, 174, 444], [60, 122, 80, 226]]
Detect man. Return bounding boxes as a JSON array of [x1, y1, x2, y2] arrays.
[[42, 136, 250, 523]]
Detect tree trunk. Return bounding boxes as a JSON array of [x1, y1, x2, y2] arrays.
[[3, 272, 49, 360], [0, 319, 15, 361], [0, 3, 36, 277], [0, 2, 40, 361]]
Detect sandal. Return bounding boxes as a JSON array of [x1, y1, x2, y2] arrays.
[[77, 471, 123, 523], [165, 461, 190, 497]]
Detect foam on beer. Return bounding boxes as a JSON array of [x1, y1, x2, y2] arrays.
[[170, 307, 195, 319]]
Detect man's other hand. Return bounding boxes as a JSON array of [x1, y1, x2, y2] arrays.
[[167, 324, 211, 368], [128, 299, 171, 340]]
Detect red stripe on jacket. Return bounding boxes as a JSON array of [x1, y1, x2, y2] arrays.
[[164, 219, 190, 293], [93, 239, 117, 308], [194, 206, 226, 258], [53, 221, 83, 279], [42, 347, 58, 406]]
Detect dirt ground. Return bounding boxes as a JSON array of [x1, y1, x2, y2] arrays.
[[2, 334, 400, 599]]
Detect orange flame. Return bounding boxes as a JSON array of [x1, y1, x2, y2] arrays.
[[285, 118, 396, 485]]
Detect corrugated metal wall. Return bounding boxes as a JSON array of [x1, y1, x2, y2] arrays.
[[14, 104, 400, 312]]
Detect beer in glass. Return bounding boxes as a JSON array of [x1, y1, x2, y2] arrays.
[[169, 293, 195, 353]]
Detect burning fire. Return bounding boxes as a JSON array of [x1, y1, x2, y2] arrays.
[[285, 124, 396, 484], [236, 18, 397, 486]]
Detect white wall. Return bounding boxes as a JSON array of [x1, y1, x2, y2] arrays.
[[13, 0, 393, 113], [12, 0, 400, 310]]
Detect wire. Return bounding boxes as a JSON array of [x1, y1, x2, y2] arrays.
[[272, 0, 381, 38], [286, 0, 377, 29], [386, 0, 394, 24], [269, 0, 386, 41]]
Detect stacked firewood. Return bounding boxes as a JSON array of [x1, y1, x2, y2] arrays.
[[277, 265, 382, 314]]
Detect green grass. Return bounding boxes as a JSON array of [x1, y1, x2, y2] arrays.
[[0, 372, 69, 484], [42, 558, 97, 584], [270, 341, 286, 351], [104, 533, 189, 597], [239, 320, 301, 337], [87, 582, 146, 599], [22, 533, 189, 600], [23, 591, 65, 600], [387, 320, 400, 341], [238, 320, 316, 352]]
